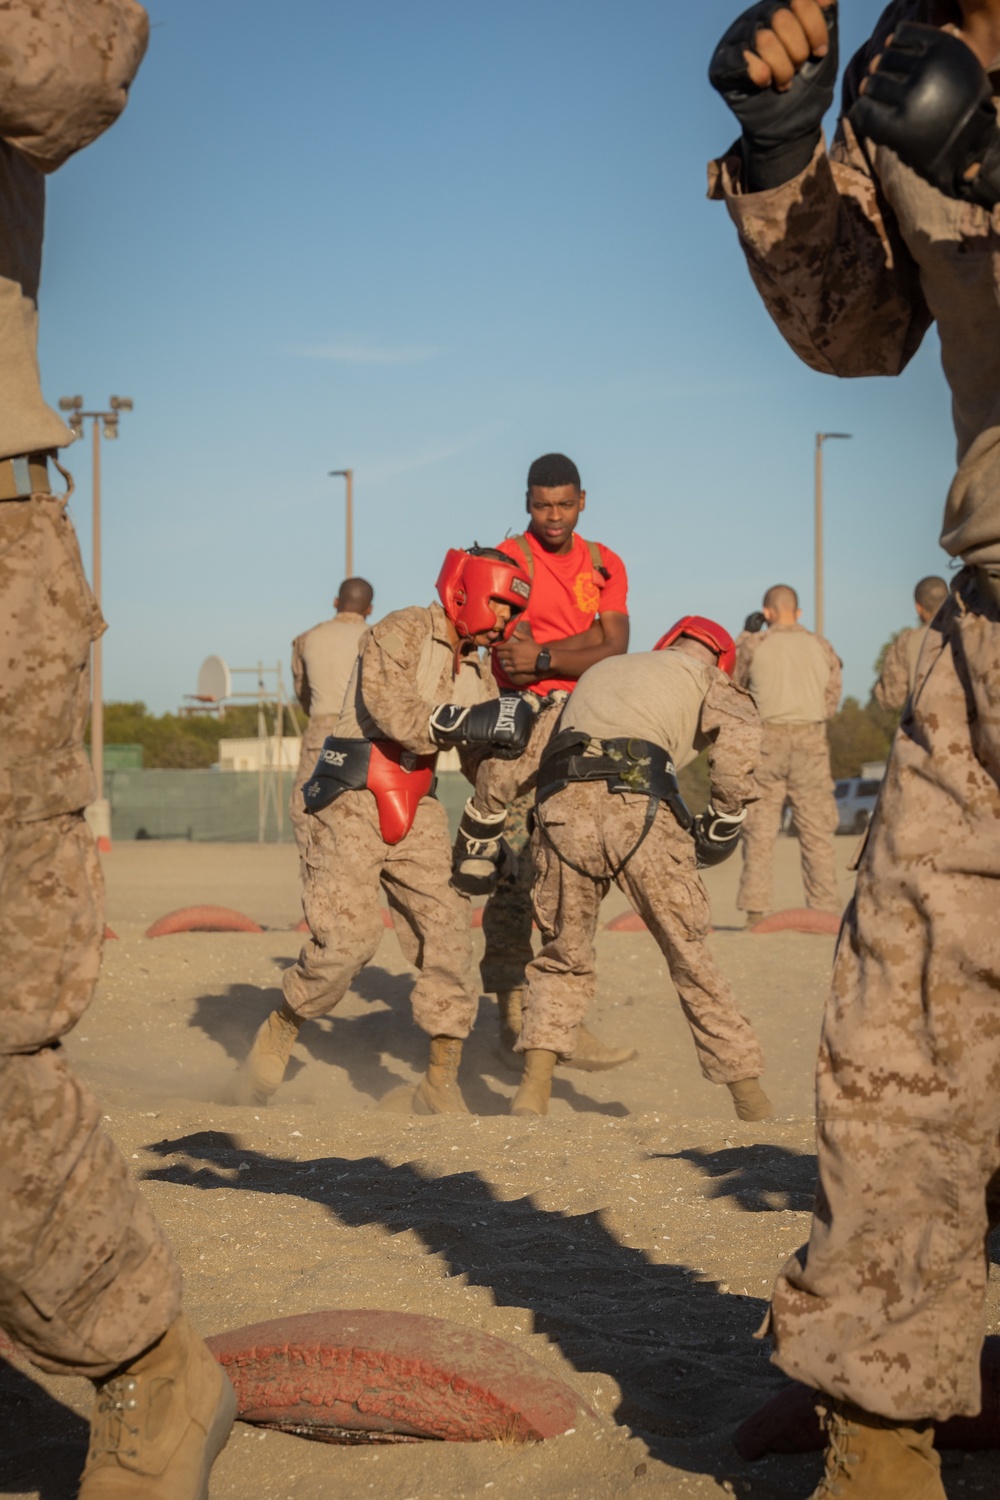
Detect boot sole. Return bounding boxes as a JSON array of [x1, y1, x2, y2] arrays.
[[560, 1049, 638, 1073]]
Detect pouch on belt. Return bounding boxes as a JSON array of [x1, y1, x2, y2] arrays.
[[302, 737, 436, 844]]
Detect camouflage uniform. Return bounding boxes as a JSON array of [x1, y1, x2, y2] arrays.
[[0, 0, 183, 1381], [284, 602, 493, 1039], [519, 650, 766, 1081], [475, 696, 567, 994], [711, 0, 1000, 1421], [733, 624, 842, 915], [289, 610, 369, 856], [873, 624, 928, 713]]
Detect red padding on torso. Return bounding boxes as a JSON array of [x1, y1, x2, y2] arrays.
[[205, 1310, 588, 1443], [145, 906, 263, 938], [368, 741, 435, 844]]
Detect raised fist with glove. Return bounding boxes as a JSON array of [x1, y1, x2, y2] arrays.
[[850, 23, 1000, 210], [692, 804, 748, 868], [709, 0, 837, 190], [429, 694, 534, 758]]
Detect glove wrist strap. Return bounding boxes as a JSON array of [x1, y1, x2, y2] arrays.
[[742, 128, 820, 192]]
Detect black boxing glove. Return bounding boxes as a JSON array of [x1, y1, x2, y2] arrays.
[[429, 694, 534, 757], [743, 610, 767, 633], [692, 804, 747, 868], [709, 1, 838, 191], [849, 23, 1000, 210]]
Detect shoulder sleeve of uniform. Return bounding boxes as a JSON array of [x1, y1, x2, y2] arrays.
[[595, 545, 628, 615], [873, 630, 910, 712], [732, 633, 760, 689], [700, 675, 761, 814], [0, 1, 149, 172], [818, 635, 843, 717], [369, 608, 425, 668]]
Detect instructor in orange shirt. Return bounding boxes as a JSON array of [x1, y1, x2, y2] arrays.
[[454, 452, 632, 1070]]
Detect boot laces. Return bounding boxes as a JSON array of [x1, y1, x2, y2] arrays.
[[812, 1407, 859, 1497], [90, 1375, 141, 1461]]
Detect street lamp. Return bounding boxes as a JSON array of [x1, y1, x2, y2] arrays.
[[328, 468, 354, 577], [814, 432, 852, 638], [59, 394, 133, 851]]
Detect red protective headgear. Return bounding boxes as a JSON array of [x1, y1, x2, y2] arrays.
[[436, 546, 531, 641], [654, 615, 737, 677]]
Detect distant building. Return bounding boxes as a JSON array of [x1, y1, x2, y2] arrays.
[[217, 736, 301, 772]]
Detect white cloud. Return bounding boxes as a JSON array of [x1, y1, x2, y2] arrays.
[[289, 339, 447, 365]]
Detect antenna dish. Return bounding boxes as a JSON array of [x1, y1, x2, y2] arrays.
[[196, 655, 232, 702]]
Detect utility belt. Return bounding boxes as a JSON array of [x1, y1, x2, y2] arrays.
[[302, 737, 437, 845], [534, 730, 693, 880], [0, 451, 54, 501]]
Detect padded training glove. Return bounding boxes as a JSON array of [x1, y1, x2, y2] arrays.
[[849, 23, 1000, 210], [429, 694, 534, 757], [692, 803, 747, 868], [709, 2, 838, 190]]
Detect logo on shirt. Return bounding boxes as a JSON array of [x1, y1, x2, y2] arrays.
[[572, 572, 601, 615]]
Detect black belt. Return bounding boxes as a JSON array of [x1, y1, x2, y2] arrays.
[[534, 730, 693, 880]]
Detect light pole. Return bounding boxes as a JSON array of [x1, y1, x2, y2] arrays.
[[814, 432, 852, 638], [328, 467, 354, 577], [58, 395, 133, 851]]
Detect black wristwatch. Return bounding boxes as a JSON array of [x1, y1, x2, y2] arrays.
[[534, 647, 552, 676]]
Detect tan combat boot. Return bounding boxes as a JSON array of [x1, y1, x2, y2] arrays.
[[511, 1049, 558, 1116], [727, 1078, 774, 1121], [494, 988, 525, 1070], [237, 1001, 302, 1105], [562, 1022, 637, 1072], [79, 1315, 236, 1499], [808, 1400, 945, 1499], [412, 1036, 470, 1114]]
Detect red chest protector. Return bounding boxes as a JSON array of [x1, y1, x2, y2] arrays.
[[367, 741, 436, 844]]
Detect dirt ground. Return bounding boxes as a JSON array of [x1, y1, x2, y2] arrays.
[[3, 835, 998, 1499]]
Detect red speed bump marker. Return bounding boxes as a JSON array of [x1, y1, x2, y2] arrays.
[[604, 911, 647, 932], [104, 926, 119, 941], [748, 908, 841, 936], [145, 906, 264, 938], [735, 1338, 1000, 1459], [205, 1310, 588, 1444]]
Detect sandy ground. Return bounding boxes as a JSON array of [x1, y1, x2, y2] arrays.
[[3, 835, 998, 1499]]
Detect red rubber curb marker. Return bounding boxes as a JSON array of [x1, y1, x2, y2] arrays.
[[145, 906, 264, 939], [748, 908, 841, 936], [205, 1309, 589, 1444], [103, 926, 119, 941]]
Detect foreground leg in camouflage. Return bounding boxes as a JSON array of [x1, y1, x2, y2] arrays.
[[770, 579, 1000, 1422]]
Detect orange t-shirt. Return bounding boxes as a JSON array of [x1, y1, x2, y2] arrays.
[[493, 531, 629, 695]]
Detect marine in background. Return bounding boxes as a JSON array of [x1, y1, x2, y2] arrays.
[[711, 0, 1000, 1491], [452, 452, 633, 1074], [733, 584, 842, 926], [872, 574, 948, 712], [290, 577, 374, 856], [510, 617, 771, 1122], [0, 4, 235, 1495], [240, 547, 534, 1116]]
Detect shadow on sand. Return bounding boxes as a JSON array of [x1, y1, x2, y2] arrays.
[[189, 967, 628, 1119], [141, 1130, 825, 1495]]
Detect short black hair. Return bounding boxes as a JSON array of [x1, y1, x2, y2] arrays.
[[914, 575, 948, 612], [527, 453, 580, 491], [336, 577, 373, 612]]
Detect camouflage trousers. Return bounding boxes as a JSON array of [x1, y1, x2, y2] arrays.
[[737, 721, 841, 914], [0, 496, 181, 1377], [520, 782, 766, 1082], [769, 573, 1000, 1421], [285, 788, 478, 1038], [475, 696, 566, 995], [289, 713, 339, 861]]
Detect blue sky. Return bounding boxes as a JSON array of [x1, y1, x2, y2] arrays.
[[39, 1, 956, 712]]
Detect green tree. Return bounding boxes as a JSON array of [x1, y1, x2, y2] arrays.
[[826, 696, 894, 779], [91, 702, 277, 769]]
